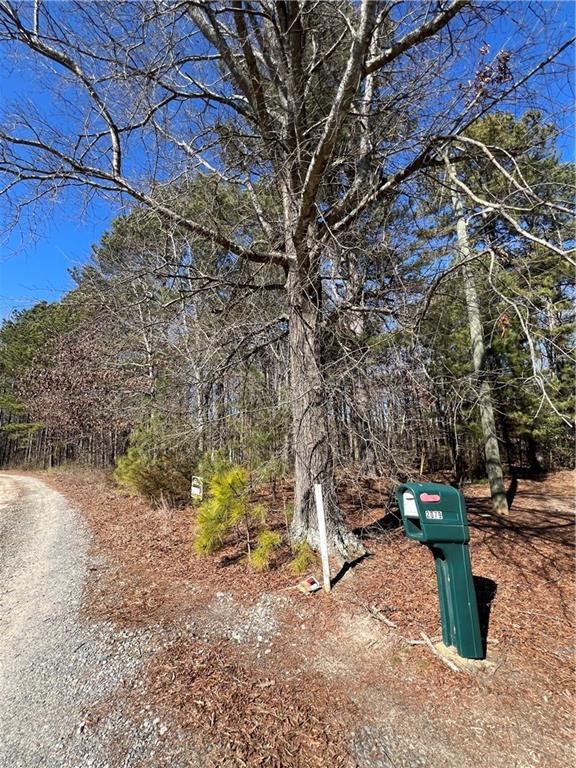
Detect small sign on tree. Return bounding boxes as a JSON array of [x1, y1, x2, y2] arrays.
[[190, 476, 204, 500]]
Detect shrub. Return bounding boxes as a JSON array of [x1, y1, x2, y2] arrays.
[[251, 504, 268, 525], [249, 530, 282, 572], [114, 445, 147, 491], [195, 449, 234, 484], [193, 465, 249, 555], [114, 424, 192, 505], [289, 541, 317, 575]]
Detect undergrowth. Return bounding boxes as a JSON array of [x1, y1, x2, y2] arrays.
[[193, 463, 287, 571], [289, 541, 317, 575], [194, 465, 249, 555], [249, 530, 282, 571], [114, 422, 192, 505]]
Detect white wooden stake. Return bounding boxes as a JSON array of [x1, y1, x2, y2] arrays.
[[314, 483, 331, 593]]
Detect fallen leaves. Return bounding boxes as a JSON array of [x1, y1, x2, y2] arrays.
[[146, 640, 356, 768]]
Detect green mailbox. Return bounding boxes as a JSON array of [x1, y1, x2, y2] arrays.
[[397, 482, 484, 660]]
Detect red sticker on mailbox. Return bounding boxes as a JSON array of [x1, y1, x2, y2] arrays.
[[420, 493, 440, 502]]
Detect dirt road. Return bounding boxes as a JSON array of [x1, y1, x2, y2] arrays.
[[0, 474, 190, 768], [0, 474, 91, 766]]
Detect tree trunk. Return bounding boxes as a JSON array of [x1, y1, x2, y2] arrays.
[[527, 435, 545, 474], [451, 185, 509, 515], [352, 372, 378, 476], [341, 264, 378, 476], [286, 266, 367, 562]]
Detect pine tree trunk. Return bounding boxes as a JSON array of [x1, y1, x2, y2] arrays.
[[353, 375, 378, 476], [451, 185, 509, 515], [286, 266, 367, 562], [342, 271, 377, 476]]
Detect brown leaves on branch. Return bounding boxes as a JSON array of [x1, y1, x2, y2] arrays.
[[19, 319, 139, 437], [474, 47, 514, 92]]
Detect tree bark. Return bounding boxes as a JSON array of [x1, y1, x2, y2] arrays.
[[451, 184, 509, 515], [286, 266, 367, 562]]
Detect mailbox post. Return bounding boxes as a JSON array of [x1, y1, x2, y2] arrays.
[[396, 482, 484, 660]]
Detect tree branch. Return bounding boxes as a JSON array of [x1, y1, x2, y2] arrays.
[[364, 0, 470, 75], [294, 0, 376, 246]]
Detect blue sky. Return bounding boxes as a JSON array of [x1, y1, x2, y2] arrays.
[[0, 50, 116, 320], [0, 50, 114, 319], [0, 47, 116, 318], [0, 196, 112, 319], [0, 2, 574, 322]]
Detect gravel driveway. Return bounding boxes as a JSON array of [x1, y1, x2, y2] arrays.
[[0, 474, 193, 768]]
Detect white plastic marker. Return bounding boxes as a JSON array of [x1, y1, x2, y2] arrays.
[[190, 476, 204, 500], [314, 483, 331, 593]]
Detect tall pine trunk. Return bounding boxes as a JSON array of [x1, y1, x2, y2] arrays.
[[286, 266, 367, 562], [351, 369, 378, 475], [347, 309, 378, 476], [450, 183, 509, 515]]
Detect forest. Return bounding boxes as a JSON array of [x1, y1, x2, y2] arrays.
[[0, 1, 573, 561]]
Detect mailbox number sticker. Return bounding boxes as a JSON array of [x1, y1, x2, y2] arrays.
[[425, 509, 443, 520]]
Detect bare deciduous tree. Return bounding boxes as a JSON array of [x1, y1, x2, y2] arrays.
[[0, 0, 573, 558]]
